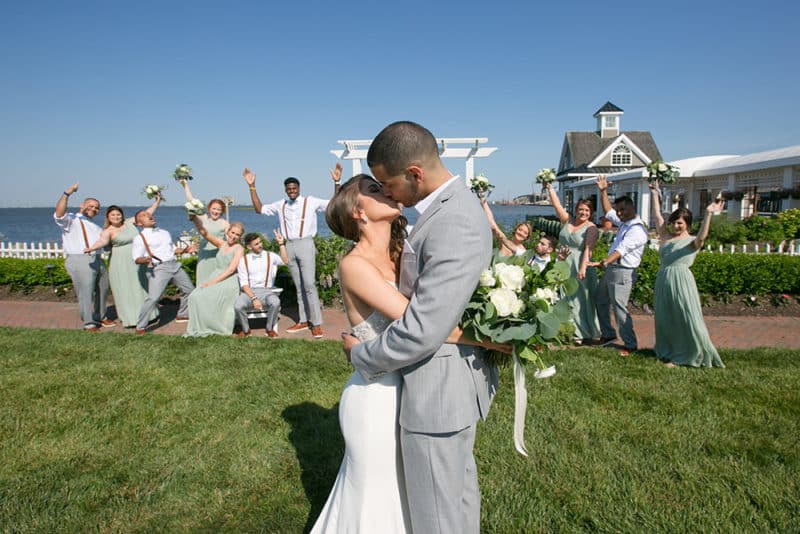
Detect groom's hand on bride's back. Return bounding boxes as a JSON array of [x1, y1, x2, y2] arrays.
[[341, 333, 361, 363]]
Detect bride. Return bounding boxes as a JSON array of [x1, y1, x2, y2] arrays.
[[312, 174, 504, 533]]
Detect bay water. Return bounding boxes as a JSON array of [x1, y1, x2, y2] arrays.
[[0, 204, 553, 245]]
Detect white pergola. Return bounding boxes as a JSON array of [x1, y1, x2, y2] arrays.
[[330, 137, 498, 180]]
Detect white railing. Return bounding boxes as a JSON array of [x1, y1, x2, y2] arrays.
[[0, 241, 197, 259], [704, 240, 798, 255]]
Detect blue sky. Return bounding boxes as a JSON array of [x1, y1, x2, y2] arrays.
[[1, 0, 798, 207]]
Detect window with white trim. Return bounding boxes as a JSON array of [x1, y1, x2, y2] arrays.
[[604, 116, 617, 129], [611, 144, 632, 166]]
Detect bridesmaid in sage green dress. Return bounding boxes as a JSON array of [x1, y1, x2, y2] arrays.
[[184, 217, 244, 337], [179, 179, 229, 284], [650, 182, 725, 368], [84, 195, 161, 327], [479, 196, 531, 264], [543, 183, 600, 343]]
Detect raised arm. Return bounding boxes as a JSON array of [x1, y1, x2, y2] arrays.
[[243, 168, 264, 213], [330, 162, 342, 195], [273, 230, 289, 264], [544, 182, 570, 225], [480, 197, 520, 255], [55, 182, 79, 218], [693, 196, 724, 250], [200, 244, 244, 288], [649, 181, 670, 241], [596, 175, 613, 216], [190, 214, 224, 248], [145, 192, 162, 216]]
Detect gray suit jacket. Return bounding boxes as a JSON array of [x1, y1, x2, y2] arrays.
[[351, 178, 497, 433]]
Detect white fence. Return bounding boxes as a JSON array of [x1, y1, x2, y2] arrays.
[[0, 241, 195, 259]]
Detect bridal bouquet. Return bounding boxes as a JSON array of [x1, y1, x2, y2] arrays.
[[535, 168, 556, 185], [142, 184, 166, 200], [469, 173, 494, 197], [646, 159, 680, 184], [462, 260, 577, 371], [184, 198, 206, 216], [461, 258, 577, 455], [173, 163, 193, 181]]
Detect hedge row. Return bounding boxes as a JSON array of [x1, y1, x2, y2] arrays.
[[2, 236, 799, 307]]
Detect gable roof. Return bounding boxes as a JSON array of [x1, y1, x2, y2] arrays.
[[558, 131, 661, 175], [593, 101, 624, 116]]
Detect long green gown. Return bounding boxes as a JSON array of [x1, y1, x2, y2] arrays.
[[654, 236, 724, 367], [185, 245, 240, 337], [109, 219, 157, 327], [196, 217, 227, 284], [558, 223, 600, 340]]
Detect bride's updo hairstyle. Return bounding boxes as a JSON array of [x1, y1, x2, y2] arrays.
[[326, 174, 408, 263]]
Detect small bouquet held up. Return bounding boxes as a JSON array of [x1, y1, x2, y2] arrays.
[[173, 163, 193, 182], [646, 159, 680, 184], [184, 198, 205, 217], [142, 184, 166, 201], [461, 258, 578, 455], [469, 173, 494, 197], [535, 168, 556, 186]]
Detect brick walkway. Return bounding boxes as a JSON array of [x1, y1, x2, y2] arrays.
[[0, 299, 798, 349]]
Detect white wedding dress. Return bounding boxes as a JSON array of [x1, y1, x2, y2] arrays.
[[310, 309, 411, 534]]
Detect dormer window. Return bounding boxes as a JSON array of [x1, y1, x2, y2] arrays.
[[604, 116, 618, 129], [611, 144, 631, 166]]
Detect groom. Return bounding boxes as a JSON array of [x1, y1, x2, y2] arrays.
[[343, 121, 495, 533]]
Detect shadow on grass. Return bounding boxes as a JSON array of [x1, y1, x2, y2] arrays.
[[282, 401, 343, 533]]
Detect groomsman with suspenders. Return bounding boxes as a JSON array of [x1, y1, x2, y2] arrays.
[[243, 164, 341, 339], [234, 231, 289, 338], [592, 175, 648, 355], [131, 210, 195, 334], [54, 182, 114, 331]]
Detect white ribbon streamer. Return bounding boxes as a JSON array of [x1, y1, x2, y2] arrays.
[[512, 350, 529, 456]]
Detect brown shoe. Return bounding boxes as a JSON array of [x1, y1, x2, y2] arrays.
[[311, 325, 323, 339], [286, 322, 309, 334], [135, 328, 146, 336], [100, 319, 116, 327], [84, 326, 101, 332], [234, 331, 251, 338], [175, 316, 189, 323], [266, 329, 279, 339]]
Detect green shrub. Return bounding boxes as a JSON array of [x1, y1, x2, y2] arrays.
[[701, 216, 748, 248], [743, 215, 785, 246], [777, 208, 800, 238]]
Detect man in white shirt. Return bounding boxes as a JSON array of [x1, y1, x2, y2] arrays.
[[234, 232, 289, 338], [53, 182, 113, 331], [527, 235, 557, 273], [590, 175, 648, 355], [131, 210, 195, 334], [243, 165, 341, 339]]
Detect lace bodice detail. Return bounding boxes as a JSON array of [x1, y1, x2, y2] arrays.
[[350, 311, 393, 342]]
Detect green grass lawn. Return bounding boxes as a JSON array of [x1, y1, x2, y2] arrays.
[[1, 327, 798, 532]]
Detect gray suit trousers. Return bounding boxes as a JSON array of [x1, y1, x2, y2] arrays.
[[285, 237, 322, 326], [65, 254, 109, 328], [233, 289, 281, 333], [137, 260, 194, 329], [595, 264, 638, 349], [402, 424, 479, 534]]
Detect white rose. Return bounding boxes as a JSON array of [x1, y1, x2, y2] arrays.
[[184, 201, 193, 210], [494, 263, 525, 292], [489, 287, 522, 317], [479, 269, 496, 287], [658, 163, 667, 172], [534, 287, 557, 304]]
